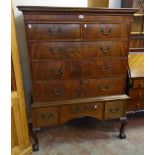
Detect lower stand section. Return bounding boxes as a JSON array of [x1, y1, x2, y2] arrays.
[[119, 117, 128, 139]]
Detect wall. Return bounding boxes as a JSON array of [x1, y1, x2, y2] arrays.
[[88, 0, 109, 7], [109, 0, 121, 8]]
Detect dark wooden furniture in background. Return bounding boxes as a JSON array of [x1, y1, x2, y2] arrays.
[[122, 0, 144, 113], [122, 0, 144, 52], [18, 6, 137, 151], [127, 54, 144, 112]]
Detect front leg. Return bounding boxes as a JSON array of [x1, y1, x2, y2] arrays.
[[32, 128, 39, 151], [119, 117, 128, 139]]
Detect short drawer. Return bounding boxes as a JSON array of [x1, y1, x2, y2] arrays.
[[132, 78, 144, 89], [34, 77, 125, 102], [127, 99, 144, 111], [32, 59, 127, 80], [82, 41, 128, 58], [129, 89, 144, 100], [27, 23, 81, 40], [60, 102, 103, 124], [29, 42, 82, 60], [32, 106, 59, 127], [104, 100, 125, 120], [82, 23, 130, 39]]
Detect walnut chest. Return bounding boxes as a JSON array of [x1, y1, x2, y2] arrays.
[[18, 6, 137, 144]]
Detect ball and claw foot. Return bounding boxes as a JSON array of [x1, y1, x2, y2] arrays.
[[119, 117, 128, 139], [33, 143, 39, 152], [32, 128, 39, 151]]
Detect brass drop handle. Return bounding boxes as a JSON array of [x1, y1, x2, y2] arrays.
[[49, 47, 53, 52], [139, 82, 143, 88], [40, 114, 46, 119], [100, 26, 112, 35], [109, 108, 119, 113], [100, 46, 111, 53], [48, 113, 54, 119], [99, 85, 109, 91], [139, 92, 142, 98], [51, 68, 64, 75], [137, 103, 140, 109], [48, 27, 63, 35], [49, 47, 63, 53], [53, 88, 64, 95], [100, 66, 112, 72]]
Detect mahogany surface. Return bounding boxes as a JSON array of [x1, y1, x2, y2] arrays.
[[18, 6, 137, 148]]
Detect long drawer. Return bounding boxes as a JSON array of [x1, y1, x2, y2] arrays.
[[82, 23, 130, 39], [32, 59, 127, 80], [24, 14, 133, 22], [27, 23, 81, 40], [29, 41, 128, 60], [34, 77, 125, 102]]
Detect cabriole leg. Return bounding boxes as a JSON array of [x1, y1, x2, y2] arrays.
[[119, 117, 128, 139], [32, 128, 39, 151]]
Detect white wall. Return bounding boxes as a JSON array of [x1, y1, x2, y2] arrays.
[[109, 0, 121, 8], [13, 0, 87, 118]]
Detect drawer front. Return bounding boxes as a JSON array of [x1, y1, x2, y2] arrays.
[[32, 106, 59, 127], [82, 23, 130, 39], [129, 89, 144, 100], [29, 41, 128, 60], [132, 78, 144, 89], [27, 23, 81, 40], [29, 42, 81, 60], [25, 14, 133, 22], [60, 102, 103, 124], [32, 59, 127, 80], [34, 77, 125, 102], [127, 99, 144, 111], [104, 100, 125, 120], [83, 41, 128, 58]]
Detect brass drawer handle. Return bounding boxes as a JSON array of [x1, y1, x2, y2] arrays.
[[51, 68, 64, 75], [100, 66, 112, 72], [100, 26, 112, 35], [48, 113, 54, 119], [49, 47, 63, 53], [48, 27, 63, 35], [138, 92, 143, 98], [53, 88, 64, 95], [40, 114, 46, 119], [40, 113, 54, 119], [49, 47, 53, 52], [109, 108, 119, 113], [98, 85, 109, 91], [100, 46, 111, 53], [137, 103, 140, 110], [138, 82, 143, 88]]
